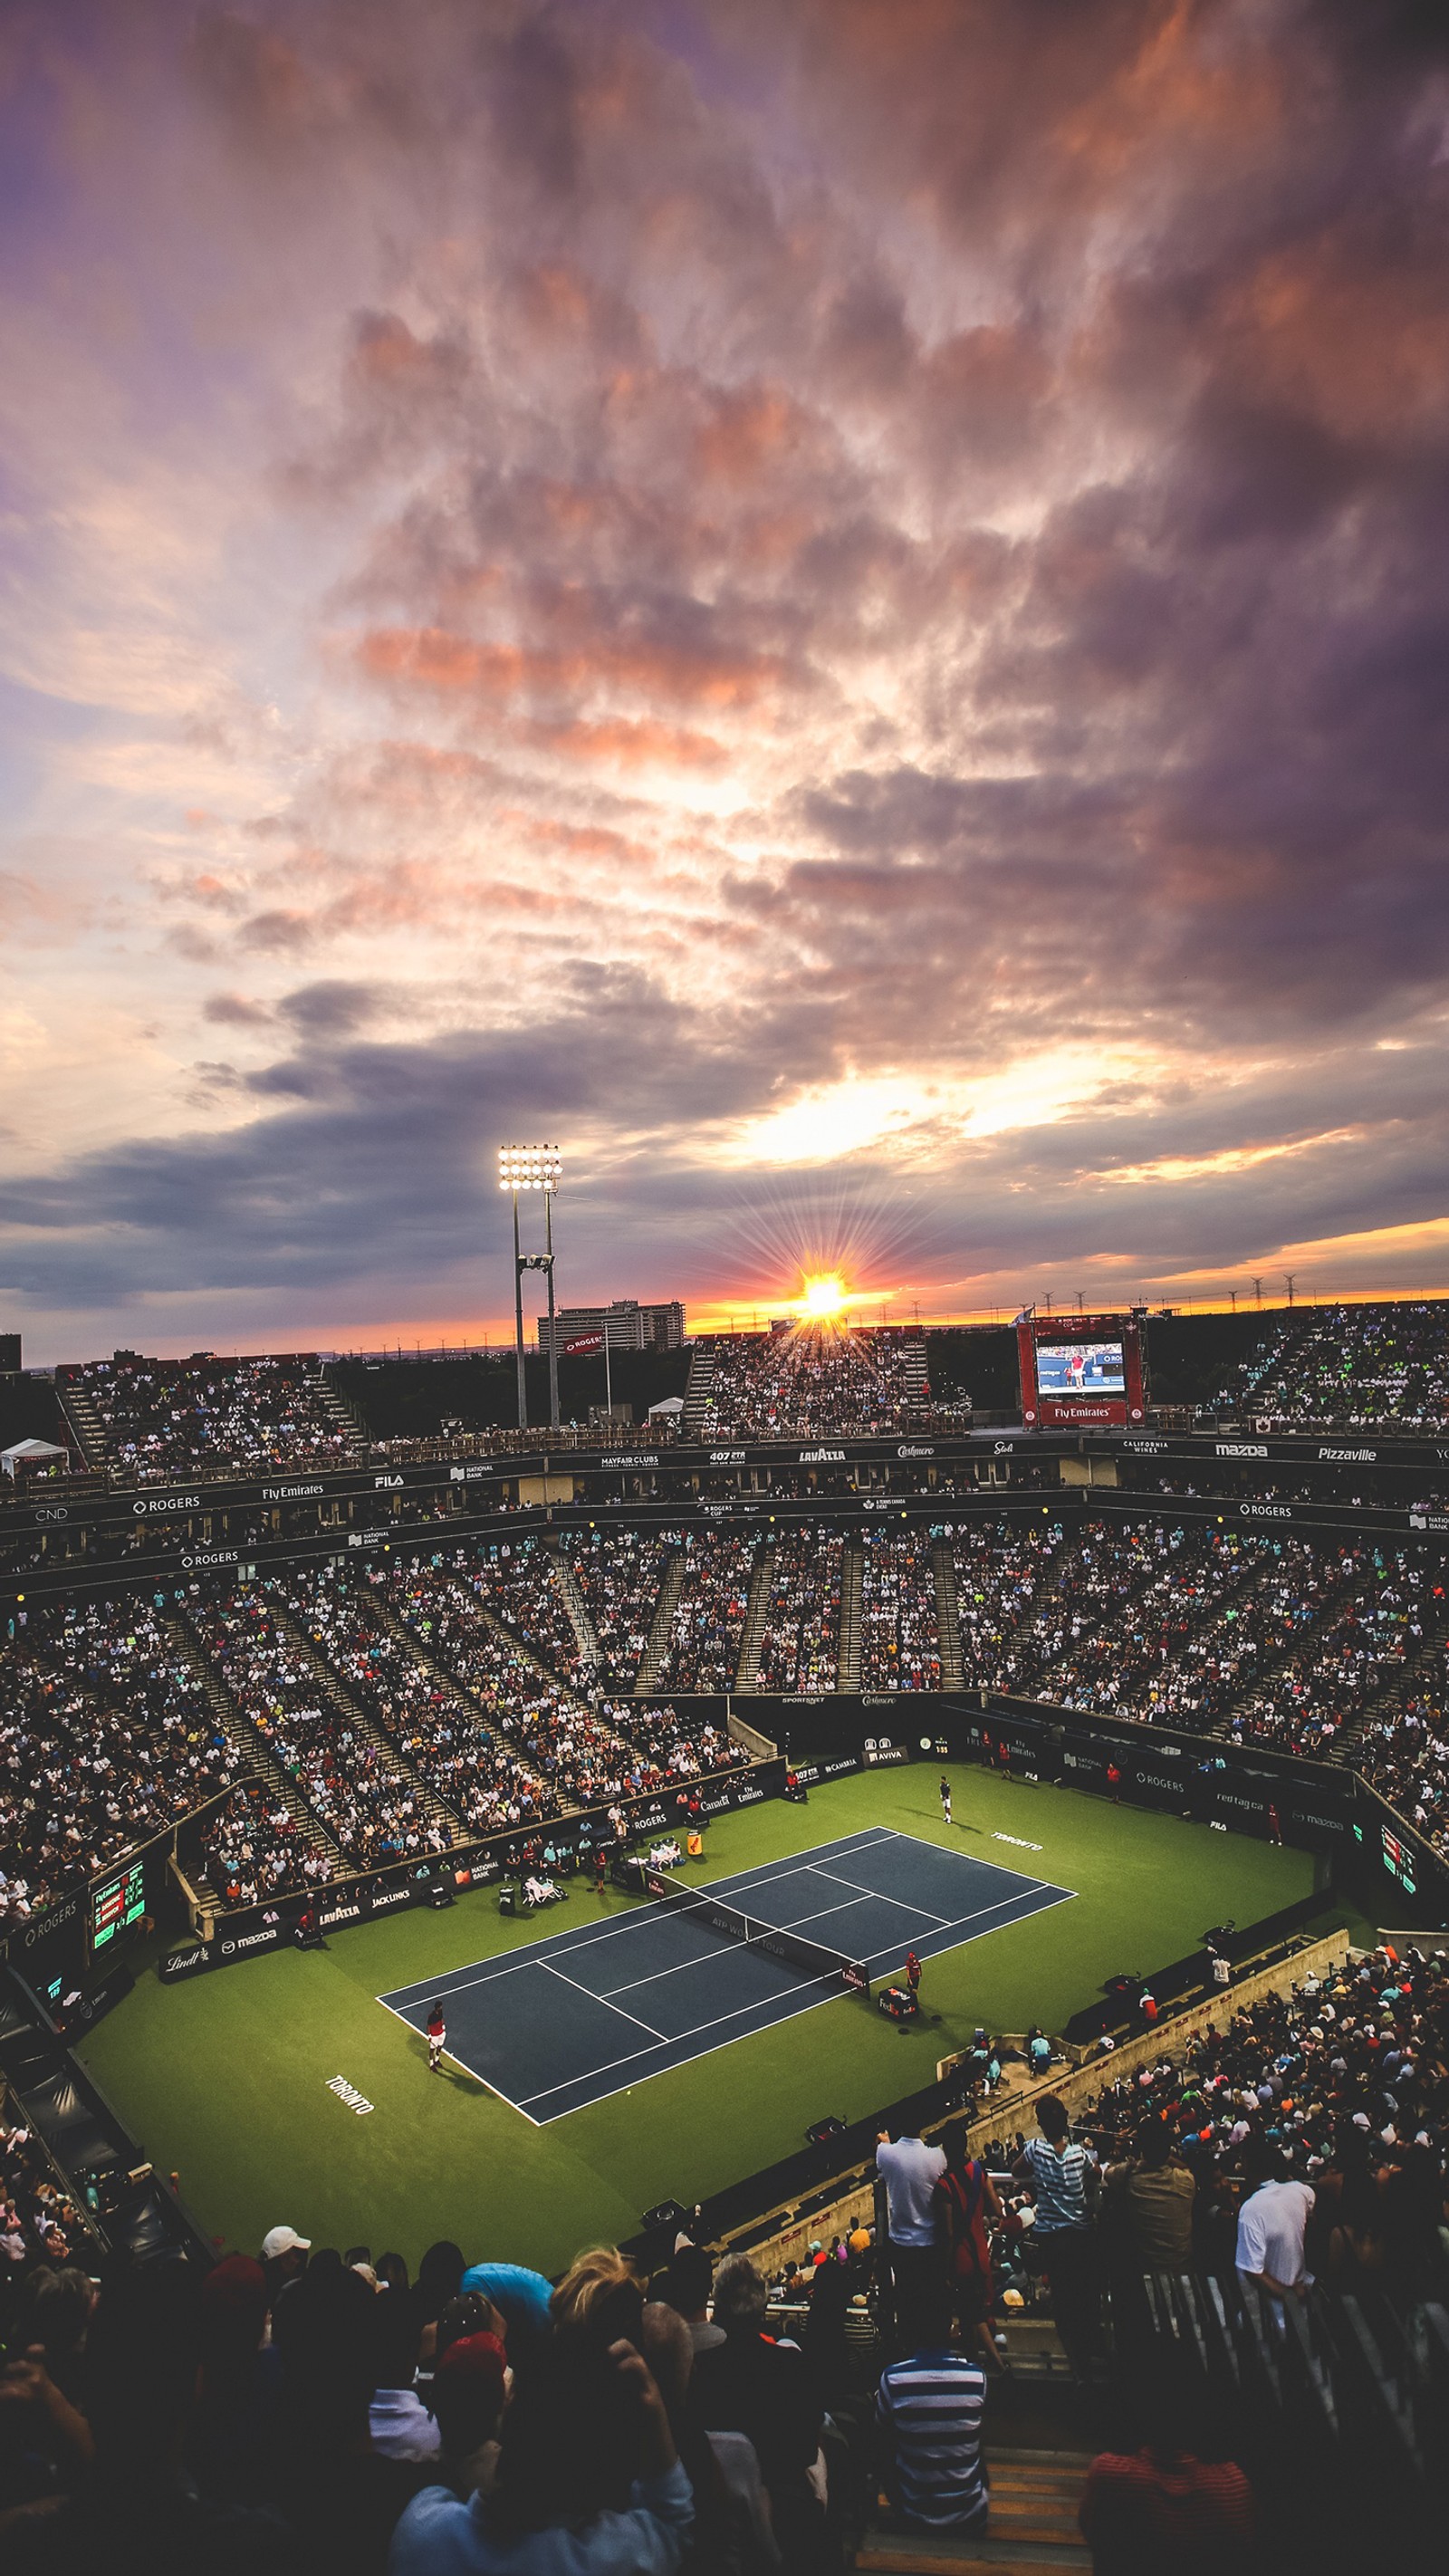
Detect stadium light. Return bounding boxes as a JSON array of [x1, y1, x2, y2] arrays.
[[497, 1145, 563, 1430]]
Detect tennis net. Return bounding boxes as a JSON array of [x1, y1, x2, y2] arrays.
[[643, 1868, 868, 1994]]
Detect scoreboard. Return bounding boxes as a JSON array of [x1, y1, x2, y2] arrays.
[[1380, 1823, 1417, 1898], [91, 1858, 146, 1951]]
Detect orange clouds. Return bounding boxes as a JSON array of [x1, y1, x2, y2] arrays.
[[357, 621, 786, 712]]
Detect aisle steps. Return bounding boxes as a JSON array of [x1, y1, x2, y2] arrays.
[[933, 1540, 965, 1689], [636, 1549, 686, 1691], [839, 1539, 864, 1688], [734, 1544, 778, 1689], [857, 2445, 1090, 2574], [552, 1548, 602, 1673], [682, 1341, 717, 1436]]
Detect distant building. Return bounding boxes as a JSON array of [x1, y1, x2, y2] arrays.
[[0, 1334, 20, 1373], [537, 1298, 686, 1357]]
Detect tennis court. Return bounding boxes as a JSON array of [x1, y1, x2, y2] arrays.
[[378, 1826, 1074, 2122]]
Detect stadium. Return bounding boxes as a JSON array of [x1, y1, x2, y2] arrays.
[[7, 5, 1449, 2568], [4, 1290, 1448, 2563]]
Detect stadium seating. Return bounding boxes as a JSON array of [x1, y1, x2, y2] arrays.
[[468, 1534, 593, 1689], [560, 1525, 679, 1686], [270, 1563, 560, 1837], [1224, 1545, 1434, 1755], [186, 1587, 450, 1870], [858, 1528, 941, 1689], [754, 1527, 844, 1690], [1208, 1301, 1449, 1429], [1358, 1677, 1449, 1850], [694, 1324, 928, 1438], [62, 1352, 361, 1478], [0, 1599, 243, 1924], [657, 1528, 763, 1690]]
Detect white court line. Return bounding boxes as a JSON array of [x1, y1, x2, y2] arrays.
[[522, 1882, 1079, 2113], [858, 1881, 1074, 1970], [540, 1957, 663, 2040], [372, 1994, 543, 2129], [799, 1862, 950, 1927], [520, 1963, 845, 2105]]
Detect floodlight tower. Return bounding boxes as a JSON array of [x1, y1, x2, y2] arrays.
[[497, 1145, 562, 1430]]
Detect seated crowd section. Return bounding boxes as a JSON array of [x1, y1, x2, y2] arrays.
[[658, 1531, 761, 1692], [62, 1353, 361, 1480], [0, 1599, 244, 1925], [755, 1530, 844, 1693], [696, 1326, 928, 1440], [1208, 1300, 1449, 1430], [3, 1509, 1448, 1924], [1, 1939, 1444, 2570], [858, 1530, 940, 1690], [560, 1526, 678, 1687]]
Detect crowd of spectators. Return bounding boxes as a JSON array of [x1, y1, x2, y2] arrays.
[[858, 1532, 940, 1690], [1226, 1548, 1437, 1756], [1357, 1672, 1449, 1851], [696, 1327, 927, 1440], [658, 1533, 763, 1691], [382, 1554, 697, 1813], [1208, 1302, 1449, 1430], [754, 1531, 844, 1693], [943, 1518, 1073, 1691], [187, 1588, 449, 1872], [65, 1354, 360, 1481], [471, 1537, 592, 1690], [8, 1939, 1442, 2565], [271, 1565, 558, 1840], [561, 1528, 680, 1686], [1039, 1525, 1267, 1716], [197, 1780, 324, 1908], [0, 1598, 243, 1925]]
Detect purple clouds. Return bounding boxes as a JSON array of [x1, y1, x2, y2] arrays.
[[1, 2, 1448, 1352]]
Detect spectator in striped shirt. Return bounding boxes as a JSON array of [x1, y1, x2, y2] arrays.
[[875, 2283, 988, 2532], [1014, 2096, 1101, 2378]]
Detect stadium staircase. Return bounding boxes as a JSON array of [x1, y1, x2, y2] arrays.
[[932, 1540, 965, 1689], [635, 1547, 686, 1692], [900, 1332, 932, 1411], [164, 1610, 344, 1889], [312, 1365, 368, 1456], [856, 2439, 1091, 2575], [53, 1369, 110, 1471], [734, 1544, 778, 1689], [550, 1547, 602, 1674], [682, 1340, 717, 1437], [262, 1589, 465, 1847], [839, 1539, 863, 1687]]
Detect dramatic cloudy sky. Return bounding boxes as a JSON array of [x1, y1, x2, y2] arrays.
[[3, 1, 1448, 1359]]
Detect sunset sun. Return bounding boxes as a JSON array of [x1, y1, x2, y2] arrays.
[[799, 1272, 849, 1321]]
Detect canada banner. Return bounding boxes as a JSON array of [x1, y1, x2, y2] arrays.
[[563, 1331, 605, 1355]]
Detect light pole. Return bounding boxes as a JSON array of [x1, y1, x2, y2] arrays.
[[497, 1145, 562, 1431]]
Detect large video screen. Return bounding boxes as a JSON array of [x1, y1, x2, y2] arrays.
[[1036, 1340, 1126, 1399]]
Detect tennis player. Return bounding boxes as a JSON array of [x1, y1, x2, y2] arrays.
[[427, 1999, 446, 2075]]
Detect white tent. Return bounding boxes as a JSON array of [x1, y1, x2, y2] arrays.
[[647, 1395, 686, 1421], [1, 1437, 69, 1480]]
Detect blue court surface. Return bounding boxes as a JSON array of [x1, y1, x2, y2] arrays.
[[378, 1827, 1074, 2124]]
